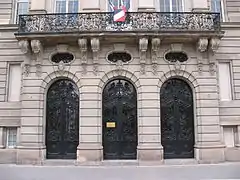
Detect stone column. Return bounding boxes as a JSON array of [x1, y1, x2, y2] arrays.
[[29, 0, 47, 14], [81, 0, 100, 12], [192, 0, 209, 12], [138, 0, 155, 11]]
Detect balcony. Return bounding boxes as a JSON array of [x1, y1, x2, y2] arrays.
[[15, 11, 223, 44]]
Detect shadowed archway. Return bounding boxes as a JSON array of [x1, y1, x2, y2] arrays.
[[46, 79, 79, 159], [160, 78, 194, 159]]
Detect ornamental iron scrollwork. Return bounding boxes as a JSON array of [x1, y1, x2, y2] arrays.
[[160, 78, 194, 159], [102, 79, 137, 160], [165, 52, 188, 63], [17, 12, 221, 34], [107, 52, 132, 63], [51, 52, 74, 63], [46, 79, 79, 159]]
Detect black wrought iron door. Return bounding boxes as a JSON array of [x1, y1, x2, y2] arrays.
[[103, 79, 137, 160], [46, 79, 79, 159], [160, 78, 194, 159]]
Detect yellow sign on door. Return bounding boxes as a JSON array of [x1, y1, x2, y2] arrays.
[[106, 122, 116, 128]]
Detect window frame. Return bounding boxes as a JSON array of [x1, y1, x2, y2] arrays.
[[158, 0, 185, 12], [6, 63, 22, 102], [223, 126, 238, 148], [210, 0, 226, 22], [14, 0, 29, 23], [218, 61, 234, 101], [106, 0, 132, 12], [6, 127, 17, 149], [54, 0, 79, 13]]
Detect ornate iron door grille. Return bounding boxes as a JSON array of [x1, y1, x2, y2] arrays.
[[160, 78, 194, 159], [46, 79, 79, 159], [103, 79, 137, 160]]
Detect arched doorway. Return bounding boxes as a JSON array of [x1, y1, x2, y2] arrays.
[[102, 79, 137, 160], [46, 79, 79, 159], [160, 78, 194, 159]]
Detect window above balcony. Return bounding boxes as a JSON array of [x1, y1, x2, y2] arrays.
[[210, 0, 225, 22], [159, 0, 184, 12], [55, 0, 79, 13], [15, 0, 29, 23]]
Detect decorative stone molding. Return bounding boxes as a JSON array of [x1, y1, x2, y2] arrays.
[[78, 38, 88, 74], [151, 38, 160, 75], [209, 62, 216, 75], [197, 62, 203, 74], [197, 38, 208, 52], [18, 40, 30, 54], [56, 44, 69, 52], [91, 38, 100, 75], [31, 40, 43, 54], [23, 63, 31, 76], [19, 40, 31, 76], [170, 43, 183, 52], [31, 40, 43, 77], [210, 37, 221, 53], [35, 63, 42, 77], [139, 37, 148, 74], [113, 43, 126, 51], [116, 60, 124, 75]]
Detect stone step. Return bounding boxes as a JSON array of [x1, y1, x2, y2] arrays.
[[100, 160, 139, 166], [163, 158, 198, 165], [42, 159, 198, 166], [43, 160, 78, 166]]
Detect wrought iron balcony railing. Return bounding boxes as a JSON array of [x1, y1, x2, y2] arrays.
[[17, 12, 221, 34]]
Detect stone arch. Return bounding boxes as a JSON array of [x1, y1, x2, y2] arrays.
[[98, 69, 142, 120], [40, 71, 81, 95], [158, 70, 199, 92], [98, 70, 141, 93]]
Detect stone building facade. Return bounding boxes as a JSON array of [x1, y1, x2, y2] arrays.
[[0, 0, 239, 164]]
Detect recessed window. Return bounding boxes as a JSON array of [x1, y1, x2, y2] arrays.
[[107, 52, 132, 63], [6, 127, 17, 148], [218, 62, 232, 101], [8, 64, 22, 102], [165, 52, 188, 63], [51, 52, 74, 63]]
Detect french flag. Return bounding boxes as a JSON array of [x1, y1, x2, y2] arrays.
[[113, 6, 127, 22]]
